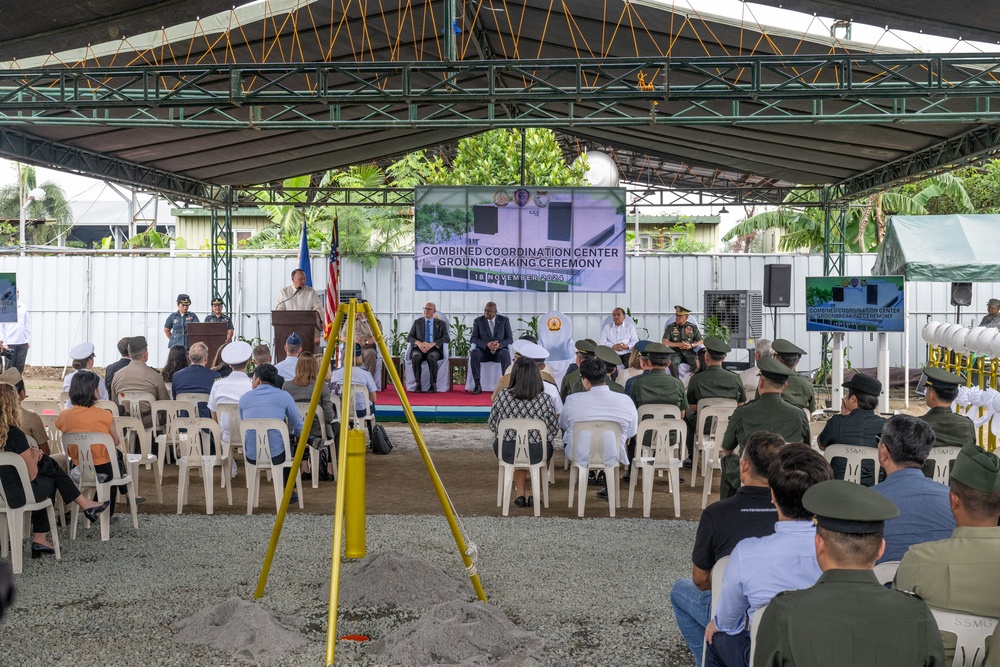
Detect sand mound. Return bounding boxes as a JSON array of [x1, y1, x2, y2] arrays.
[[331, 550, 475, 610], [367, 599, 545, 666], [172, 596, 307, 664]]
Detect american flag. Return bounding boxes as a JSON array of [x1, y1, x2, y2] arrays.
[[324, 214, 340, 339]]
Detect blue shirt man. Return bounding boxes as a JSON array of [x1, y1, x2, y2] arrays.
[[170, 342, 220, 418], [239, 364, 304, 462]]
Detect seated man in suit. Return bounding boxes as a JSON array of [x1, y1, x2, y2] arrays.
[[469, 301, 512, 395], [406, 302, 450, 393]]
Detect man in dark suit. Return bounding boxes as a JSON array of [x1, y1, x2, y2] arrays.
[[469, 301, 513, 395], [407, 302, 450, 393]]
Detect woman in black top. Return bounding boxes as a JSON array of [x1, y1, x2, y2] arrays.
[[160, 344, 190, 384], [0, 384, 108, 558]]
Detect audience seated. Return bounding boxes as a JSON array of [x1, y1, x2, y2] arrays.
[[491, 339, 557, 401], [330, 345, 377, 420], [160, 344, 189, 385], [251, 344, 283, 388], [1, 369, 50, 456], [283, 351, 337, 479], [771, 339, 816, 413], [170, 342, 220, 418], [469, 301, 513, 395], [62, 342, 109, 403], [110, 336, 170, 429], [739, 339, 771, 400], [817, 373, 885, 485], [210, 342, 234, 378], [103, 337, 132, 398], [275, 333, 301, 381], [207, 341, 254, 446], [685, 336, 746, 458], [919, 366, 977, 448], [599, 307, 639, 367]]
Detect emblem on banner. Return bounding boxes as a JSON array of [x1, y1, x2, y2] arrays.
[[547, 316, 562, 332], [533, 190, 550, 208], [493, 189, 510, 207], [514, 188, 530, 208]]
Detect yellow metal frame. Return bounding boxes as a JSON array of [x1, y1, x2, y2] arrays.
[[926, 345, 998, 451], [253, 299, 487, 666]]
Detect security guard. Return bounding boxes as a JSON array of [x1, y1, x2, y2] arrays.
[[559, 339, 597, 401], [595, 345, 626, 393], [754, 480, 945, 667], [204, 296, 235, 343], [686, 336, 746, 453], [718, 357, 811, 499], [662, 305, 703, 375], [163, 293, 199, 350], [919, 366, 977, 448], [772, 338, 816, 412]]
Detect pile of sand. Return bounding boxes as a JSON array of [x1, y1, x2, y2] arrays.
[[172, 596, 308, 664], [331, 550, 475, 610]]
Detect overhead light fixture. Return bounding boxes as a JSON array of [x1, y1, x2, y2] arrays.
[[719, 206, 730, 215]]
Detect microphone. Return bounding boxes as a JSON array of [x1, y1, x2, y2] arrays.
[[276, 286, 304, 308], [295, 286, 303, 292]]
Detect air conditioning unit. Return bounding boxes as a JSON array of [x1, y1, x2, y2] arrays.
[[704, 290, 763, 349]]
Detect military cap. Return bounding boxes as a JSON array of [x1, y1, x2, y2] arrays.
[[988, 298, 1000, 308], [803, 479, 900, 534], [596, 345, 622, 366], [842, 372, 882, 397], [176, 293, 192, 305], [703, 336, 731, 355], [950, 444, 1000, 493], [674, 305, 692, 315], [511, 338, 531, 357], [211, 297, 225, 306], [575, 339, 597, 355], [353, 343, 363, 357], [521, 342, 550, 361], [0, 367, 21, 386], [127, 336, 148, 355], [634, 340, 652, 354], [286, 332, 302, 346], [70, 342, 96, 360], [643, 342, 671, 356], [757, 357, 794, 383], [221, 340, 252, 365], [772, 339, 806, 355], [923, 365, 965, 390]]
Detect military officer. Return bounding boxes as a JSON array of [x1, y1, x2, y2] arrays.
[[754, 480, 944, 667], [718, 357, 811, 499], [204, 296, 234, 343], [559, 339, 597, 401], [595, 345, 627, 393], [919, 366, 977, 449], [771, 338, 816, 412], [662, 305, 703, 376], [163, 293, 199, 350], [980, 298, 1000, 328], [686, 336, 746, 454], [629, 342, 686, 414]]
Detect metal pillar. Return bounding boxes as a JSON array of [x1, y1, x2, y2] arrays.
[[823, 186, 849, 409], [210, 189, 234, 312]]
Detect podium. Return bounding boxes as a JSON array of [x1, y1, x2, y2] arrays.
[[188, 322, 229, 366], [272, 310, 322, 362]]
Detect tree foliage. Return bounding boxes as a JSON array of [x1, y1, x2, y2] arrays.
[[0, 164, 73, 246]]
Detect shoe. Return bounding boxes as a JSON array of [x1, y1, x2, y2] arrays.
[[289, 492, 299, 504], [83, 500, 110, 524], [682, 457, 693, 469], [471, 383, 482, 395], [412, 387, 423, 394], [427, 385, 437, 393], [596, 471, 606, 485], [622, 471, 631, 482], [123, 495, 146, 506], [588, 471, 598, 486], [31, 542, 56, 559], [526, 496, 534, 507], [596, 487, 609, 500], [513, 495, 527, 508]]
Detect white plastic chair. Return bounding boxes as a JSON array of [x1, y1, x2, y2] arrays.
[[873, 560, 900, 586], [175, 392, 211, 416], [700, 412, 734, 509], [0, 451, 61, 574], [214, 402, 242, 481], [702, 555, 730, 666], [63, 432, 139, 541], [347, 383, 376, 434], [927, 446, 962, 484], [749, 603, 768, 667], [294, 401, 339, 488], [173, 418, 230, 514], [627, 418, 687, 518], [117, 390, 155, 421], [95, 399, 120, 418], [152, 399, 198, 461], [637, 404, 683, 421], [822, 444, 881, 485], [465, 357, 504, 392], [495, 418, 549, 517], [929, 607, 998, 667], [113, 416, 162, 503], [21, 399, 61, 415], [567, 420, 622, 518], [690, 398, 738, 481], [239, 418, 303, 514], [38, 413, 67, 470]]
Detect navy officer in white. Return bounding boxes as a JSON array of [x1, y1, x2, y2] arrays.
[[469, 301, 513, 395]]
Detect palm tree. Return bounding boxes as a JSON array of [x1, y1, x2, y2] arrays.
[[0, 163, 73, 246]]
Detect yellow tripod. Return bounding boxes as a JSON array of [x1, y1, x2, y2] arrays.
[[253, 299, 487, 666]]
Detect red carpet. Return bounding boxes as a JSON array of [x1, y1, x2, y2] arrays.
[[376, 384, 493, 407]]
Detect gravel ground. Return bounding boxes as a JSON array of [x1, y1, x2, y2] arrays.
[[4, 513, 698, 666]]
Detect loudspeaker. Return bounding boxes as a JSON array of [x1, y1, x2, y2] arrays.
[[763, 264, 792, 307], [950, 282, 972, 307]]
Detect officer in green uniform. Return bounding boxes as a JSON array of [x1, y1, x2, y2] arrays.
[[559, 339, 596, 401], [754, 480, 945, 667], [662, 305, 703, 376], [718, 357, 811, 500], [919, 366, 977, 448], [596, 345, 626, 393], [772, 338, 816, 412], [686, 336, 746, 454], [629, 342, 686, 414]]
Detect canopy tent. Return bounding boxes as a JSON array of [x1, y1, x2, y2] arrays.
[[872, 215, 1000, 281]]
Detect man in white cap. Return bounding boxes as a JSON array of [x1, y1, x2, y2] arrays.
[[62, 342, 109, 403], [208, 340, 254, 446], [110, 336, 170, 428], [275, 332, 302, 381]]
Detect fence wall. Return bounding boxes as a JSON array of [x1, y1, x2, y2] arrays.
[[3, 251, 997, 371]]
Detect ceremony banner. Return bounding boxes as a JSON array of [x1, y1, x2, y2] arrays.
[[805, 275, 905, 332], [414, 186, 627, 293], [0, 273, 15, 323]]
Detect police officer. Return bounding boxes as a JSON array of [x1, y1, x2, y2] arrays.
[[754, 480, 944, 667], [662, 305, 703, 376], [163, 293, 199, 350], [560, 339, 597, 401], [919, 366, 977, 448], [718, 357, 811, 499], [771, 338, 816, 412], [686, 336, 746, 455], [204, 296, 235, 343]]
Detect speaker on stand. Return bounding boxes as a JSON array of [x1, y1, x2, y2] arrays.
[[951, 282, 972, 323], [763, 264, 792, 339]]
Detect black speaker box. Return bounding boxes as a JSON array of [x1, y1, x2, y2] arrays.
[[763, 264, 792, 307], [950, 282, 972, 307]]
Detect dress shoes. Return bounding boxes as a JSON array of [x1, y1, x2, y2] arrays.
[[427, 385, 437, 393], [31, 542, 56, 559], [513, 495, 527, 508], [596, 487, 609, 500], [471, 383, 482, 395], [83, 500, 111, 524]]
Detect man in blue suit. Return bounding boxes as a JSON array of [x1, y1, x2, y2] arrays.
[[407, 302, 450, 393], [469, 301, 513, 395]]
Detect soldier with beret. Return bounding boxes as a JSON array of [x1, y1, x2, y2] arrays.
[[771, 338, 816, 413], [718, 358, 811, 500], [919, 366, 977, 449], [204, 296, 235, 343], [559, 339, 597, 401], [894, 443, 1000, 665], [754, 480, 945, 667], [980, 298, 1000, 329], [163, 293, 199, 350], [662, 305, 703, 377], [817, 372, 885, 486]]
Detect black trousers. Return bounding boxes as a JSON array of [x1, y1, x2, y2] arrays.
[[469, 346, 511, 382], [410, 346, 443, 388], [29, 457, 81, 534], [6, 345, 27, 374]]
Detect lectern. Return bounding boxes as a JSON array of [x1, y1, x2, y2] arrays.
[[272, 310, 321, 361], [187, 322, 229, 366]]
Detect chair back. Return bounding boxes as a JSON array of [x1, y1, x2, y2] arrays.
[[94, 400, 120, 418], [497, 418, 548, 467], [0, 451, 33, 509], [697, 403, 738, 447], [698, 397, 739, 411], [927, 446, 962, 484], [749, 604, 769, 667], [872, 560, 900, 586], [710, 555, 730, 612], [348, 383, 370, 419], [151, 399, 198, 437], [572, 420, 622, 469], [21, 399, 61, 415], [637, 403, 682, 421], [822, 444, 881, 485], [538, 310, 574, 361], [59, 391, 70, 406], [62, 432, 127, 485], [113, 416, 154, 461], [176, 392, 210, 415], [118, 390, 156, 419], [296, 401, 336, 441], [170, 417, 222, 460], [215, 402, 241, 444], [39, 414, 64, 456], [928, 607, 998, 667], [638, 418, 687, 465], [239, 418, 292, 464]]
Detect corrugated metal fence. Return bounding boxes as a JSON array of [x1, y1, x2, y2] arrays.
[[2, 251, 996, 370]]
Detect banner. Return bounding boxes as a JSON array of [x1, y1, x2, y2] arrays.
[[414, 186, 626, 293], [0, 273, 15, 323], [805, 276, 905, 332]]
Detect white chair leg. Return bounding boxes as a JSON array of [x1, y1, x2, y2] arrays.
[[246, 465, 257, 515], [127, 480, 139, 529], [501, 466, 514, 516], [606, 467, 616, 518], [203, 464, 214, 515], [177, 464, 187, 514], [643, 464, 655, 518], [309, 448, 319, 489], [542, 459, 551, 509], [628, 461, 639, 508], [702, 465, 714, 510], [296, 471, 304, 508], [670, 463, 681, 518], [45, 505, 61, 561], [497, 464, 505, 508], [577, 468, 588, 518], [9, 512, 22, 575], [568, 464, 577, 508], [0, 515, 10, 559], [223, 463, 233, 506], [529, 466, 541, 517]]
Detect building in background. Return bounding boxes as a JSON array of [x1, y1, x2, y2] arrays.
[[171, 207, 271, 249]]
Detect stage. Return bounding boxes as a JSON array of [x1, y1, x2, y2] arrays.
[[374, 384, 492, 422]]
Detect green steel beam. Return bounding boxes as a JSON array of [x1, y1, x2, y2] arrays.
[[822, 188, 848, 278], [210, 197, 234, 315], [0, 55, 999, 129]]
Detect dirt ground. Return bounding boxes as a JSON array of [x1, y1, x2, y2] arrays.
[[21, 367, 929, 522]]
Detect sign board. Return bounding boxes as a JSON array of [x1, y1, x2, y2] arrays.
[[414, 186, 627, 293], [805, 276, 904, 332], [0, 273, 15, 323]]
